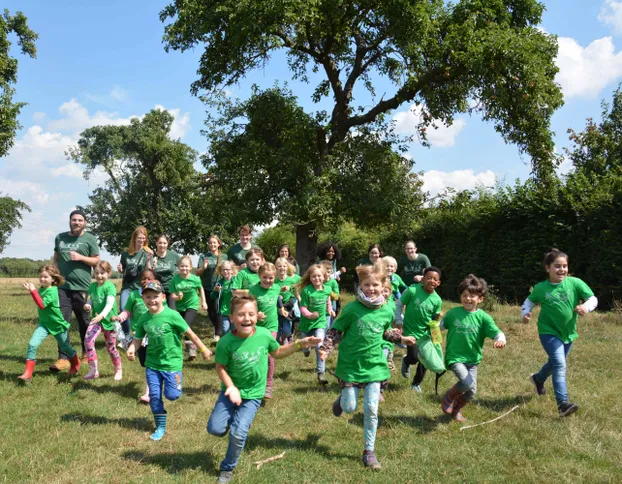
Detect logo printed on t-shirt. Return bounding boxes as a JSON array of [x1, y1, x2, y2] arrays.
[[454, 318, 477, 335], [356, 318, 383, 337], [545, 290, 570, 304], [59, 241, 84, 251], [147, 322, 171, 338], [231, 347, 265, 368]]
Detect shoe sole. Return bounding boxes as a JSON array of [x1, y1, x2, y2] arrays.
[[559, 404, 579, 417], [530, 374, 546, 396]]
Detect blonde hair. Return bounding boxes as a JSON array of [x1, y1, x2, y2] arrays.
[[39, 264, 64, 286], [275, 257, 296, 276], [178, 255, 193, 267], [382, 256, 397, 270], [296, 264, 326, 292], [356, 263, 388, 285], [94, 260, 113, 274], [258, 262, 276, 276], [127, 226, 151, 256], [216, 260, 238, 277]]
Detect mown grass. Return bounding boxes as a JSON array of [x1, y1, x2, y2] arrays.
[[1, 281, 622, 483]]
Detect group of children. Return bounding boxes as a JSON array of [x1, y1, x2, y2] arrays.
[[16, 246, 597, 483]]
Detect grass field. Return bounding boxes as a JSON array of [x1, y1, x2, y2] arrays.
[[1, 280, 622, 483]]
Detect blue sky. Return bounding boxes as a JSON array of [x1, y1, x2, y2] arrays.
[[2, 0, 622, 261]]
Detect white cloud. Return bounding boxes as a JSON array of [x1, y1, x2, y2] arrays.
[[556, 35, 622, 98], [599, 1, 622, 34], [47, 98, 135, 134], [50, 163, 85, 179], [32, 112, 46, 122], [154, 105, 191, 139], [422, 169, 496, 197], [109, 85, 129, 102], [393, 105, 466, 147]]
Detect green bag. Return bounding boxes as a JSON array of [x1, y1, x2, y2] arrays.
[[416, 321, 445, 374]]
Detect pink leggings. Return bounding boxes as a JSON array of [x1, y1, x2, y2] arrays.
[[85, 323, 121, 365], [266, 331, 277, 389]]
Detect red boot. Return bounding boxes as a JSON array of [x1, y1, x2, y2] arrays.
[[442, 385, 461, 415], [68, 353, 81, 375], [17, 360, 36, 382], [451, 394, 469, 422]]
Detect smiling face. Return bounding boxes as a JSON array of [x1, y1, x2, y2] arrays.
[[208, 237, 220, 253], [69, 214, 86, 236], [39, 270, 53, 288], [405, 242, 417, 260], [156, 236, 168, 254], [279, 246, 290, 258], [361, 274, 383, 299], [142, 290, 164, 313], [260, 271, 275, 288], [135, 232, 147, 250], [140, 271, 155, 287], [247, 254, 263, 272], [221, 264, 233, 280], [386, 260, 397, 275], [325, 246, 335, 260], [460, 290, 484, 312], [239, 230, 252, 246], [310, 268, 324, 288], [546, 256, 568, 283], [422, 271, 441, 293], [178, 259, 191, 276], [369, 248, 381, 263], [94, 267, 110, 285], [275, 261, 288, 277], [231, 301, 258, 338]]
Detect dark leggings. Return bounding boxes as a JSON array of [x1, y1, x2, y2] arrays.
[[404, 344, 427, 387], [164, 291, 177, 310], [58, 288, 90, 358], [178, 309, 198, 328], [206, 294, 223, 336]]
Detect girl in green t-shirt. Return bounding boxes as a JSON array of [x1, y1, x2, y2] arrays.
[[320, 261, 341, 330], [211, 260, 237, 336], [18, 265, 81, 382], [231, 248, 264, 296], [275, 257, 301, 345], [83, 261, 122, 381], [522, 249, 597, 417], [319, 264, 416, 470], [170, 256, 207, 361]]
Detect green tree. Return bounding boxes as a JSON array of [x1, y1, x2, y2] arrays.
[[161, 0, 564, 266], [69, 109, 210, 254], [1, 10, 37, 158], [0, 194, 30, 254]]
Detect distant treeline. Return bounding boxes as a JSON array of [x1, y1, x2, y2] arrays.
[[0, 257, 122, 279]]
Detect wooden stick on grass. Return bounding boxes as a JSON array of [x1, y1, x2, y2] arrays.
[[460, 405, 520, 431], [253, 451, 286, 469]]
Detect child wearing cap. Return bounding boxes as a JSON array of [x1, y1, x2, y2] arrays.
[[127, 281, 213, 441]]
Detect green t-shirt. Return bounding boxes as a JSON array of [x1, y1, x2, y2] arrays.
[[248, 283, 281, 333], [37, 286, 70, 335], [211, 277, 234, 316], [198, 252, 228, 291], [332, 301, 393, 383], [169, 274, 202, 312], [226, 243, 259, 266], [54, 231, 100, 291], [391, 274, 408, 300], [215, 326, 280, 400], [120, 249, 151, 291], [381, 299, 396, 351], [299, 284, 332, 332], [528, 276, 594, 344], [398, 254, 432, 286], [275, 274, 301, 302], [88, 281, 118, 331], [134, 307, 189, 372], [400, 283, 442, 339], [326, 278, 340, 298], [125, 288, 160, 333], [232, 267, 260, 291], [443, 307, 501, 367], [153, 250, 180, 291]]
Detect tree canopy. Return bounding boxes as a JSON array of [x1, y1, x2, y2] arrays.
[[0, 9, 37, 158], [0, 194, 30, 254]]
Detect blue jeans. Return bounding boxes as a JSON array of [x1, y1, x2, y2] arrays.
[[535, 334, 573, 405], [278, 316, 292, 339], [207, 391, 262, 472], [119, 288, 132, 336], [340, 382, 381, 451], [301, 328, 326, 373], [221, 316, 231, 335], [146, 368, 183, 414]]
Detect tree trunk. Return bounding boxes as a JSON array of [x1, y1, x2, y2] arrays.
[[295, 222, 317, 273]]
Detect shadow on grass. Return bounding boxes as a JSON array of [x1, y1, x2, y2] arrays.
[[245, 432, 354, 461], [123, 449, 217, 475], [274, 370, 292, 380], [71, 380, 141, 400], [290, 384, 340, 394], [475, 394, 533, 412], [188, 362, 216, 371], [349, 413, 444, 434], [61, 412, 153, 431], [0, 354, 54, 364], [0, 317, 37, 325], [184, 383, 220, 396]]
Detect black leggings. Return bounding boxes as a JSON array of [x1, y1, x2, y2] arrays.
[[164, 291, 177, 310], [178, 309, 198, 329], [404, 344, 427, 387], [58, 288, 90, 357], [206, 294, 223, 336]]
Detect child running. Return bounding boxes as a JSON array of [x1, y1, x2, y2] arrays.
[[441, 274, 506, 422], [380, 282, 396, 372], [18, 265, 81, 381], [319, 264, 416, 470], [274, 257, 301, 344], [115, 269, 159, 402], [382, 256, 408, 326], [522, 249, 597, 417], [298, 264, 335, 385], [248, 263, 281, 398], [169, 255, 207, 360], [211, 260, 237, 336], [127, 281, 212, 441], [320, 261, 341, 329], [231, 248, 264, 296], [83, 261, 122, 380], [207, 295, 320, 484], [400, 266, 443, 392]]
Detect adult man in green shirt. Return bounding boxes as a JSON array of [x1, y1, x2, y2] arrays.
[[226, 224, 260, 268], [398, 240, 432, 286], [50, 209, 100, 372]]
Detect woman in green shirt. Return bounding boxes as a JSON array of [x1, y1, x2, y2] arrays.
[[197, 235, 228, 341], [151, 234, 180, 308]]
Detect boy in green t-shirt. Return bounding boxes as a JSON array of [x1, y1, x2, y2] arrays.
[[440, 275, 506, 422], [400, 266, 443, 392], [127, 281, 212, 441], [207, 295, 320, 484]]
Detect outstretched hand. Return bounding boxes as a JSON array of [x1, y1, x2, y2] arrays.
[[23, 282, 35, 292], [298, 336, 322, 348], [401, 336, 416, 346], [201, 347, 213, 360], [225, 386, 242, 406], [522, 312, 531, 324]]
